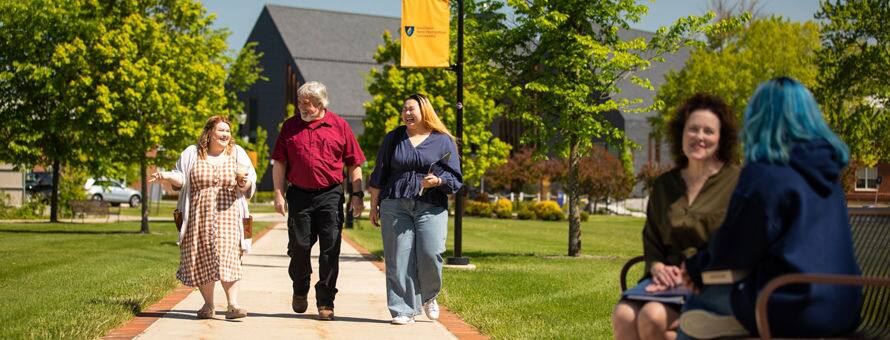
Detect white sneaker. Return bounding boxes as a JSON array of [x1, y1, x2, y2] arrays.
[[679, 309, 749, 339], [423, 299, 440, 320], [391, 315, 415, 325]]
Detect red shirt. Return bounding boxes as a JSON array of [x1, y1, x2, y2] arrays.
[[271, 111, 366, 190]]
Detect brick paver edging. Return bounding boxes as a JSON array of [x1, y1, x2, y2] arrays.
[[102, 222, 283, 340], [341, 232, 489, 340]]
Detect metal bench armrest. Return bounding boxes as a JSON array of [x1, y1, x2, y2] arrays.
[[620, 255, 646, 292], [755, 273, 890, 340]]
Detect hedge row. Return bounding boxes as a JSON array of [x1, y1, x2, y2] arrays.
[[464, 199, 589, 221]]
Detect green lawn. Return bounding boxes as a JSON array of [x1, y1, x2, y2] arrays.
[[344, 216, 646, 340], [0, 220, 276, 339]]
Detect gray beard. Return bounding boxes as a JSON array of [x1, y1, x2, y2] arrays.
[[301, 111, 324, 122]]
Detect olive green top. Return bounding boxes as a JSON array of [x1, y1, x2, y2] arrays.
[[642, 164, 741, 271]]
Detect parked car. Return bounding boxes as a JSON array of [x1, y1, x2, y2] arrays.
[[25, 172, 53, 201], [85, 178, 141, 207]]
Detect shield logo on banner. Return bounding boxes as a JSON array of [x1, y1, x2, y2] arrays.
[[405, 26, 415, 37]]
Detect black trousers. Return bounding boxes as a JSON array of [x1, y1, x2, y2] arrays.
[[286, 184, 344, 307]]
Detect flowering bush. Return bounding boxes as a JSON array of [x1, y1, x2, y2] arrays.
[[533, 200, 564, 221], [494, 198, 513, 219]]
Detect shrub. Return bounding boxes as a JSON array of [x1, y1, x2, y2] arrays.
[[464, 200, 480, 216], [494, 198, 513, 219], [476, 201, 494, 217], [59, 168, 89, 217], [580, 211, 589, 222], [534, 200, 564, 221], [0, 194, 45, 219], [465, 200, 493, 217], [517, 207, 535, 220], [474, 192, 491, 203]]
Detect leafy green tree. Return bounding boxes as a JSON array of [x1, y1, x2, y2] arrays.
[[491, 0, 736, 256], [1, 0, 264, 230], [77, 0, 234, 232], [815, 0, 890, 166], [652, 17, 820, 147], [361, 0, 511, 187], [0, 0, 106, 222]]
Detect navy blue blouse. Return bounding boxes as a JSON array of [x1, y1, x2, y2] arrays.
[[368, 129, 463, 208]]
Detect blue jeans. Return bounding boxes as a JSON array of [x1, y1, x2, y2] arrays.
[[677, 284, 736, 340], [379, 198, 448, 317]]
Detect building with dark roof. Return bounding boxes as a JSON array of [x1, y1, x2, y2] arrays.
[[239, 4, 685, 194]]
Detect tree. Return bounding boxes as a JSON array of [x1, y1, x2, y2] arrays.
[[77, 0, 239, 233], [0, 0, 263, 230], [578, 145, 632, 212], [815, 0, 890, 166], [705, 0, 765, 50], [636, 162, 672, 195], [485, 148, 537, 193], [653, 17, 821, 139], [361, 0, 511, 187], [490, 0, 734, 256], [0, 0, 107, 222]]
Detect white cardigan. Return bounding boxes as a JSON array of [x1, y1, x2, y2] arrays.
[[169, 145, 257, 253]]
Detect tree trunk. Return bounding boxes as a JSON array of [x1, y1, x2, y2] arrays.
[[50, 158, 60, 223], [567, 139, 582, 256], [140, 153, 150, 233]]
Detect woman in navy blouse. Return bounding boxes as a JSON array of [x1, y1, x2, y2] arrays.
[[368, 94, 463, 325]]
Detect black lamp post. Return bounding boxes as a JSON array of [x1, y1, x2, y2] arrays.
[[446, 0, 470, 266]]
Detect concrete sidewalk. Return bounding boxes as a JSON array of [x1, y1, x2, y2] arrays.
[[134, 223, 456, 340]]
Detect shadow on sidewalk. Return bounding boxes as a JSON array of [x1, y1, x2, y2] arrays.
[[157, 310, 392, 324], [247, 254, 378, 263], [242, 263, 287, 268]]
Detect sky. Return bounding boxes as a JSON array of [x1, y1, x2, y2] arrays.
[[201, 0, 823, 52]]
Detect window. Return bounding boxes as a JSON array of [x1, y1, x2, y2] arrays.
[[855, 167, 878, 191]]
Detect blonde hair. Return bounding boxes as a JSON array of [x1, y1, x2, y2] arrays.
[[407, 94, 454, 141], [197, 115, 234, 159], [297, 81, 329, 108]]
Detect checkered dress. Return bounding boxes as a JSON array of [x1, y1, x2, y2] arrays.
[[176, 153, 242, 286]]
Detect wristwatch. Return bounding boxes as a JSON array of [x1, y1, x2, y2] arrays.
[[351, 190, 365, 198]]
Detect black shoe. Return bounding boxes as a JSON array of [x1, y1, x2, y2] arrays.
[[292, 294, 308, 313]]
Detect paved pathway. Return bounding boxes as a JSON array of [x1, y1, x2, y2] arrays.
[[133, 223, 456, 340]]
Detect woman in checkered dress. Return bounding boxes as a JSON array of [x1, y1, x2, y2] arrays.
[[149, 115, 257, 320]]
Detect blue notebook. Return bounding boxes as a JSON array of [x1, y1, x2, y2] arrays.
[[621, 278, 693, 305]]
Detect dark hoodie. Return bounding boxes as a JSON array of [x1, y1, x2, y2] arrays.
[[685, 140, 862, 337]]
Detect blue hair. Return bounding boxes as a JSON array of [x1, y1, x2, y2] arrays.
[[742, 77, 849, 166]]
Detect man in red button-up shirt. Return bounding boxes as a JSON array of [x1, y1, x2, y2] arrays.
[[271, 81, 365, 321]]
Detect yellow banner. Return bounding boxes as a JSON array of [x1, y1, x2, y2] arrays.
[[401, 0, 450, 68]]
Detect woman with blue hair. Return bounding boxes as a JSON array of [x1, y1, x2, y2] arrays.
[[676, 77, 862, 339]]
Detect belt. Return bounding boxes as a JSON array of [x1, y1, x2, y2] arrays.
[[289, 183, 342, 193]]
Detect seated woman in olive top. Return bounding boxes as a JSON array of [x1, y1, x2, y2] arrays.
[[612, 93, 741, 340]]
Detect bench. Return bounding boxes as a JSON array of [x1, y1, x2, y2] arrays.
[[618, 207, 890, 339], [69, 199, 114, 222], [755, 207, 890, 339]]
